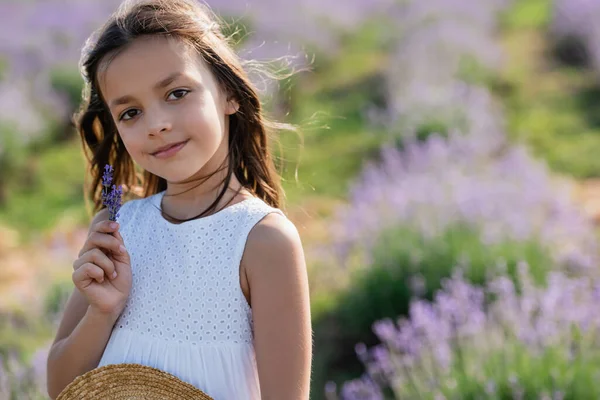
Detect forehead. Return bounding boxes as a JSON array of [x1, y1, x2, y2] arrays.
[[98, 36, 212, 101]]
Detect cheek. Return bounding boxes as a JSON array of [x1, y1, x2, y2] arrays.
[[118, 130, 145, 158], [184, 103, 224, 137]]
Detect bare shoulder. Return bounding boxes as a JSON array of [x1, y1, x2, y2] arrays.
[[249, 212, 299, 241], [242, 212, 305, 279], [247, 213, 303, 259]]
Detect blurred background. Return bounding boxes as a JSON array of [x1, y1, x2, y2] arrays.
[[3, 0, 600, 398]]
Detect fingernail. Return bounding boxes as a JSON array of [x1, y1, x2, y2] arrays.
[[119, 245, 126, 253], [110, 222, 118, 229], [112, 271, 117, 279]]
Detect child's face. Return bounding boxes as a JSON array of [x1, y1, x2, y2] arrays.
[[99, 36, 238, 184]]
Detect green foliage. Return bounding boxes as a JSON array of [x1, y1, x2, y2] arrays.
[[0, 123, 29, 191], [49, 66, 84, 111], [0, 56, 8, 80], [43, 279, 72, 323], [500, 64, 600, 178], [311, 224, 554, 399], [0, 308, 51, 360], [393, 338, 600, 399], [457, 54, 498, 87], [499, 0, 552, 30], [274, 22, 392, 204], [496, 0, 600, 178], [0, 139, 87, 240]]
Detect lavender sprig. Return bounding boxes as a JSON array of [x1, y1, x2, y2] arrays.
[[101, 164, 122, 222]]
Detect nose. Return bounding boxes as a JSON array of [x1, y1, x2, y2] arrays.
[[146, 109, 172, 136]]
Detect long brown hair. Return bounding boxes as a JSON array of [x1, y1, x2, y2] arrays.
[[75, 0, 296, 221]]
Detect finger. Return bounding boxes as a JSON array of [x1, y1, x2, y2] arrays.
[[79, 231, 123, 258], [92, 220, 119, 235], [111, 243, 130, 267], [73, 263, 105, 287], [89, 248, 118, 279], [114, 230, 124, 244], [73, 256, 84, 271], [79, 248, 117, 279]]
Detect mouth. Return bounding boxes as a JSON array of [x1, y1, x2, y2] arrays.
[[151, 139, 189, 158]]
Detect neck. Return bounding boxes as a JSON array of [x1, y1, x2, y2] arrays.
[[161, 160, 250, 221]]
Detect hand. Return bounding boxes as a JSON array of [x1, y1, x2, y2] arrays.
[[72, 220, 132, 320]]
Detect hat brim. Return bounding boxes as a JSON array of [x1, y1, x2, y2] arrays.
[[56, 363, 214, 399]]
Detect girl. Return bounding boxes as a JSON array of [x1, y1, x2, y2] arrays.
[[45, 0, 312, 399]]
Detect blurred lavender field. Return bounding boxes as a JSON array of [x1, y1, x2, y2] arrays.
[[335, 264, 600, 399], [2, 0, 600, 399]]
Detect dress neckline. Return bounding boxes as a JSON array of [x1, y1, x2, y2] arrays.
[[151, 190, 259, 226]]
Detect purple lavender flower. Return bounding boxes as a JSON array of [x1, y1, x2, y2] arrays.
[[0, 0, 396, 143], [330, 121, 600, 275], [335, 265, 600, 398], [340, 376, 384, 400], [101, 164, 122, 222], [382, 0, 512, 133]]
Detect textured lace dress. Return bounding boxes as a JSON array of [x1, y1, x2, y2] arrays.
[[98, 190, 285, 399]]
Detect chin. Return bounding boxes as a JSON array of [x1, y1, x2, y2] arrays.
[[155, 163, 208, 184]]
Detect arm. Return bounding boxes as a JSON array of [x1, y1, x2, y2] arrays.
[[46, 305, 119, 399], [46, 209, 118, 399], [242, 213, 312, 400]]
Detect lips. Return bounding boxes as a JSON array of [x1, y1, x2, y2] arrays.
[[151, 140, 188, 156]]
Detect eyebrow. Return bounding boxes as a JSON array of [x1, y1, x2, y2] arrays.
[[108, 72, 184, 108]]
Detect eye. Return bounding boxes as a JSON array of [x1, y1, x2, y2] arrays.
[[167, 89, 190, 101], [119, 109, 140, 121]]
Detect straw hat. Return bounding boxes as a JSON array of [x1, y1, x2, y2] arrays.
[[56, 363, 214, 399]]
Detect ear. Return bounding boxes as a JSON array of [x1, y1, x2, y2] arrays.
[[225, 97, 239, 115]]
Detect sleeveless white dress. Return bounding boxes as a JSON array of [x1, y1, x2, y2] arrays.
[[98, 190, 285, 400]]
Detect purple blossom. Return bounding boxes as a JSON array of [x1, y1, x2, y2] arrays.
[[101, 164, 122, 222], [101, 163, 113, 188], [330, 119, 600, 275], [0, 0, 120, 143], [339, 376, 384, 400], [334, 265, 600, 398], [0, 0, 396, 140], [382, 0, 512, 132]]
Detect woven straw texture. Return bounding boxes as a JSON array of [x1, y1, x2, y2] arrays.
[[56, 363, 214, 399]]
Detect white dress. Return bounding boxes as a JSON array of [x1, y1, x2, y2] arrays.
[[98, 190, 285, 400]]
